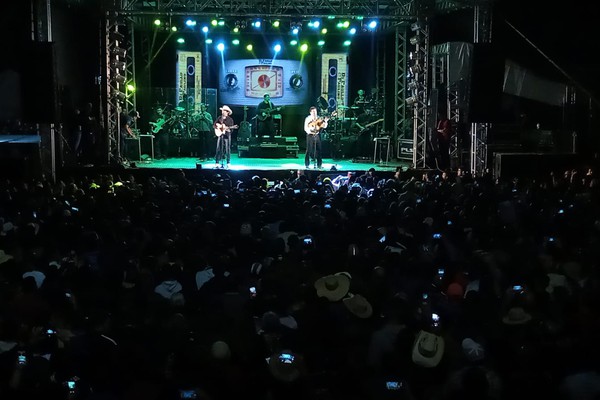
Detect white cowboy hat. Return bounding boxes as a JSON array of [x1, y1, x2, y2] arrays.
[[314, 272, 351, 301], [343, 293, 373, 319], [412, 330, 445, 368], [219, 105, 233, 114]]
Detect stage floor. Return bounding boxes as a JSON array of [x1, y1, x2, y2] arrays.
[[130, 154, 409, 172]]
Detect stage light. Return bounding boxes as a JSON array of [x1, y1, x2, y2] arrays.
[[233, 27, 239, 33], [217, 42, 225, 51], [171, 26, 177, 32], [232, 39, 240, 45], [300, 43, 308, 52], [113, 74, 126, 84], [356, 16, 364, 20], [368, 20, 378, 29], [205, 38, 213, 44], [407, 81, 418, 91], [111, 60, 126, 70], [336, 22, 343, 28], [154, 19, 161, 26], [272, 20, 280, 28], [317, 40, 325, 46], [291, 22, 302, 34], [292, 27, 299, 35], [273, 44, 281, 53], [108, 31, 124, 42], [349, 27, 357, 35], [343, 40, 351, 46], [202, 26, 209, 33], [290, 39, 298, 46], [343, 21, 350, 28], [410, 21, 421, 31], [409, 36, 420, 46], [111, 47, 126, 58], [112, 91, 126, 101], [126, 83, 136, 92], [218, 20, 225, 26], [185, 19, 196, 27], [211, 19, 218, 26], [321, 28, 327, 34], [177, 37, 185, 44], [327, 15, 335, 19], [252, 20, 261, 28], [406, 96, 418, 106], [246, 44, 253, 51]]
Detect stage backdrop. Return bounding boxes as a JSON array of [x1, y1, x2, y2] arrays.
[[218, 59, 309, 106], [321, 53, 349, 112], [176, 51, 202, 110]]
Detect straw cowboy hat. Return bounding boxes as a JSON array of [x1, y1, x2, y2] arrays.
[[314, 272, 351, 301], [412, 330, 445, 368], [219, 105, 233, 114], [343, 293, 373, 319]]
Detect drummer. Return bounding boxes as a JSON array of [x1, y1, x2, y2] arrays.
[[351, 89, 368, 118]]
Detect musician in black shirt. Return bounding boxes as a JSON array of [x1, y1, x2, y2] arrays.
[[256, 94, 280, 142]]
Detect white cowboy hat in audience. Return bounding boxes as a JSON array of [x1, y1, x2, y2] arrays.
[[412, 330, 445, 368], [314, 272, 351, 301]]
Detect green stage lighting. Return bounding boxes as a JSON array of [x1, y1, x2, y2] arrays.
[[246, 44, 253, 51], [300, 43, 308, 52], [177, 37, 185, 44], [232, 39, 240, 45], [290, 39, 298, 45], [343, 40, 351, 46], [317, 40, 325, 46], [154, 19, 161, 26]]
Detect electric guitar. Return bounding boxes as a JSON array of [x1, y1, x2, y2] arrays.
[[149, 117, 172, 134], [257, 105, 283, 121], [358, 118, 384, 133], [307, 112, 336, 135], [214, 123, 238, 137]]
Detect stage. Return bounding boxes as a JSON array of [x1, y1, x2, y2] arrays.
[[128, 154, 409, 173]]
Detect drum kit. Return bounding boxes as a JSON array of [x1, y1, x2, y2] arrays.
[[320, 96, 383, 139], [151, 102, 210, 138]]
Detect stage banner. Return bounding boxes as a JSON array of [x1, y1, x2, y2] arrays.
[[320, 53, 348, 112], [176, 51, 202, 111]]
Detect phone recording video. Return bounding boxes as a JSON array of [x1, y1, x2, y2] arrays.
[[386, 381, 403, 390], [303, 237, 313, 245], [18, 354, 27, 365], [324, 203, 332, 209], [379, 235, 386, 243], [279, 353, 295, 364], [249, 286, 257, 298], [433, 233, 442, 239], [437, 268, 445, 276], [223, 203, 230, 208], [67, 381, 76, 391], [179, 389, 197, 399]]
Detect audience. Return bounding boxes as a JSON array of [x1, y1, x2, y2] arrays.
[[0, 165, 599, 400]]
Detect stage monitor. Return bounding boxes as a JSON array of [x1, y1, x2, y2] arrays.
[[219, 59, 308, 106]]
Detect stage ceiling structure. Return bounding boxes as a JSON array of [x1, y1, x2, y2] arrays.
[[102, 0, 494, 169]]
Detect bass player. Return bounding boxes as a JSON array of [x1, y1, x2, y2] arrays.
[[304, 106, 328, 169], [213, 105, 236, 168], [149, 106, 171, 159]]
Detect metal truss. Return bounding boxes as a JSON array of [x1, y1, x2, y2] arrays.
[[409, 22, 429, 168], [104, 14, 136, 164], [394, 26, 409, 150], [115, 0, 421, 20], [470, 122, 489, 175]]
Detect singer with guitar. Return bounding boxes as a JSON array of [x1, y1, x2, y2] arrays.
[[256, 94, 282, 142], [213, 105, 236, 168], [304, 106, 328, 169]]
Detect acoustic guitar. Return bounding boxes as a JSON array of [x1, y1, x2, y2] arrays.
[[238, 106, 251, 139], [257, 106, 283, 121], [307, 112, 337, 135], [214, 123, 238, 137]]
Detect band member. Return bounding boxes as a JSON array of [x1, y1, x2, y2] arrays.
[[119, 109, 139, 162], [351, 89, 368, 117], [150, 106, 169, 160], [193, 103, 213, 160], [256, 94, 280, 142], [435, 112, 453, 170], [214, 105, 236, 168], [304, 106, 328, 169]]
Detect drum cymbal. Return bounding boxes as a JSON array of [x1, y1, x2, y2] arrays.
[[175, 107, 185, 112], [350, 106, 360, 110], [338, 105, 349, 110]]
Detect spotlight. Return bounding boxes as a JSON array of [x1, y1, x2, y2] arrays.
[[185, 19, 196, 27], [153, 19, 161, 26], [409, 36, 420, 46], [211, 19, 218, 26], [292, 27, 299, 35], [272, 20, 280, 28], [246, 44, 253, 51], [177, 37, 185, 44], [290, 39, 298, 46], [217, 20, 225, 26], [406, 96, 418, 106], [343, 40, 351, 46], [290, 22, 302, 34], [273, 44, 281, 52], [202, 26, 209, 33], [232, 39, 240, 45], [205, 38, 213, 44], [113, 74, 126, 84], [252, 20, 261, 28], [217, 42, 225, 51], [233, 27, 239, 33], [349, 27, 357, 35], [410, 21, 421, 31], [126, 83, 135, 92], [108, 31, 125, 42], [368, 20, 378, 30], [343, 21, 350, 28], [111, 47, 127, 58], [111, 60, 126, 70], [321, 28, 328, 34], [171, 26, 177, 32], [317, 40, 325, 46], [300, 43, 308, 52]]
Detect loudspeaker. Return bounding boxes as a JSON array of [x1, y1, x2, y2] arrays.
[[22, 42, 57, 123], [470, 43, 503, 122]]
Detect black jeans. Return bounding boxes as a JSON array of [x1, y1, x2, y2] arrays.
[[215, 135, 231, 164], [305, 134, 322, 167]]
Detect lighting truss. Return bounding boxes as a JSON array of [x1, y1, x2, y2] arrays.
[[409, 21, 429, 169], [470, 122, 489, 176]]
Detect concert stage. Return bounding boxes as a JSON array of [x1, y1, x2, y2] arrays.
[[129, 154, 408, 173]]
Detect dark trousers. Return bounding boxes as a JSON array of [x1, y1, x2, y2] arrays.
[[156, 132, 169, 159], [215, 135, 231, 164], [305, 134, 322, 168]]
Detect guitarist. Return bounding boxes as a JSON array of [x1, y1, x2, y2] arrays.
[[119, 109, 139, 162], [256, 94, 280, 142], [213, 105, 235, 168], [304, 106, 328, 169], [150, 107, 170, 159]]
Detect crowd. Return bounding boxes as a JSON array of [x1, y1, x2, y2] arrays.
[[0, 166, 599, 400]]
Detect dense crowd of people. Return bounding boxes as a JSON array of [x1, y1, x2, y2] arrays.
[[0, 166, 599, 400]]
